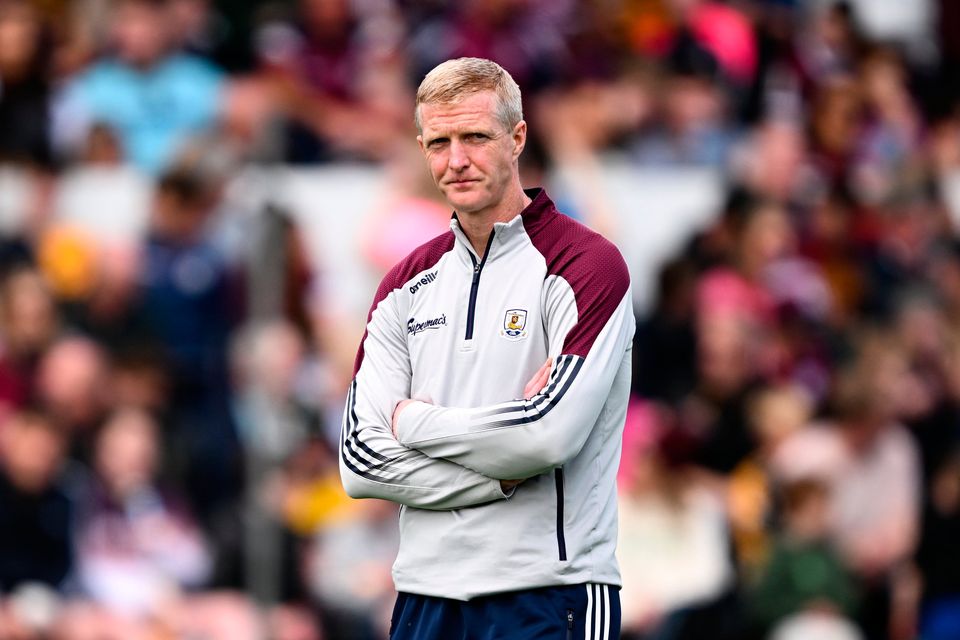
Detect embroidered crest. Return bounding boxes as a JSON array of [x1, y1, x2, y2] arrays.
[[500, 309, 528, 341]]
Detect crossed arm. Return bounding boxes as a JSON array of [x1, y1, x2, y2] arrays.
[[389, 297, 634, 480], [338, 287, 554, 510], [341, 298, 632, 509], [339, 247, 633, 509], [391, 358, 554, 492]]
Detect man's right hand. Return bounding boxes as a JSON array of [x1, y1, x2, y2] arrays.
[[500, 479, 523, 492], [501, 358, 553, 493]]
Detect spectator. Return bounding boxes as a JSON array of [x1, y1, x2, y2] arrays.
[[853, 48, 923, 207], [307, 496, 397, 640], [632, 258, 698, 405], [256, 0, 409, 162], [407, 0, 566, 96], [0, 411, 72, 592], [53, 0, 225, 174], [748, 478, 859, 636], [617, 439, 735, 640], [358, 144, 452, 276], [914, 451, 960, 640], [233, 320, 314, 465], [797, 186, 869, 328], [808, 75, 862, 189], [684, 197, 800, 474], [75, 407, 210, 616], [0, 266, 60, 416], [826, 343, 922, 638], [890, 294, 960, 482], [231, 321, 320, 604], [730, 119, 813, 208], [136, 169, 242, 516], [35, 336, 108, 462], [631, 42, 738, 167], [789, 1, 867, 98], [0, 0, 51, 166], [728, 383, 815, 575]]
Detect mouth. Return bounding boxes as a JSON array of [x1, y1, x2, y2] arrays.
[[445, 178, 479, 187]]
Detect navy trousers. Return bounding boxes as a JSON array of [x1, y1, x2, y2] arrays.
[[389, 583, 620, 640]]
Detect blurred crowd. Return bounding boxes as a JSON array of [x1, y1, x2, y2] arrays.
[[1, 0, 959, 639]]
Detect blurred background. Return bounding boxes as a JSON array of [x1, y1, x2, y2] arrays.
[[0, 0, 959, 638]]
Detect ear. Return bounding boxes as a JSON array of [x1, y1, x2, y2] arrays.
[[512, 120, 527, 160], [417, 135, 425, 155]]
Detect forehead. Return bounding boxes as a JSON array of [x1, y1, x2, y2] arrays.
[[419, 91, 502, 136]]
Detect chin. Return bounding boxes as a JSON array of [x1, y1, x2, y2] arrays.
[[444, 192, 489, 214]]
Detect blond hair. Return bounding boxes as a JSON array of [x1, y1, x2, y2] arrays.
[[415, 57, 523, 133]]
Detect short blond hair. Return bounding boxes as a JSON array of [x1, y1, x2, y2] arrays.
[[415, 57, 523, 133]]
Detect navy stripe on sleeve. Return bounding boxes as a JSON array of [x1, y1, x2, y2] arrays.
[[458, 355, 583, 431], [471, 355, 576, 420], [340, 380, 397, 483]]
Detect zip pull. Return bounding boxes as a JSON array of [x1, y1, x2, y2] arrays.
[[566, 609, 574, 639], [463, 230, 495, 341]]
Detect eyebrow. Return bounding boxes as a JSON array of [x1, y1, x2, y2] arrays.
[[425, 127, 499, 144]]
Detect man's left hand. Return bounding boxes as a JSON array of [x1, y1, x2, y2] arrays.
[[392, 399, 416, 439]]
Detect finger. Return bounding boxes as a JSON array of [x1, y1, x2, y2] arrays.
[[532, 361, 550, 391], [525, 358, 553, 398], [537, 358, 553, 386], [524, 360, 549, 397], [523, 380, 535, 399], [523, 367, 541, 398]]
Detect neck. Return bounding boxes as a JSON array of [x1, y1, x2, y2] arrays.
[[457, 186, 531, 256]]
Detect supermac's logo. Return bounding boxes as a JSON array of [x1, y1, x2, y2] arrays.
[[500, 309, 528, 341], [408, 314, 447, 336]]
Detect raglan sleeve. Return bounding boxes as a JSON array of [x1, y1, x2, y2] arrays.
[[393, 238, 635, 480], [339, 268, 511, 509]]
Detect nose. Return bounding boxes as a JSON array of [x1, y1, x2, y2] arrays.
[[448, 139, 470, 171]]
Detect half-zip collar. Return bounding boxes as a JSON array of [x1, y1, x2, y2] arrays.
[[448, 187, 556, 267], [463, 229, 495, 341]]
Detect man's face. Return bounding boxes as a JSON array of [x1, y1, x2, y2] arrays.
[[1, 420, 64, 494], [418, 91, 526, 217], [112, 0, 169, 67]]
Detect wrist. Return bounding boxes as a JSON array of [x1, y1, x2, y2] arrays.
[[393, 399, 422, 443]]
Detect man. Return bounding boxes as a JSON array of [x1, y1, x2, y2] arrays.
[[53, 0, 224, 174], [340, 57, 634, 639], [0, 411, 72, 592]]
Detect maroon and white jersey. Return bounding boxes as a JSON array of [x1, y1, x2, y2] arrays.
[[340, 188, 635, 600]]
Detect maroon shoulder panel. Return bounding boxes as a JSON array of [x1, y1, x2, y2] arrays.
[[353, 230, 456, 375], [525, 199, 630, 358]]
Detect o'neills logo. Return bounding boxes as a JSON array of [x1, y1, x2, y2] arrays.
[[409, 271, 438, 295], [408, 314, 447, 336]]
